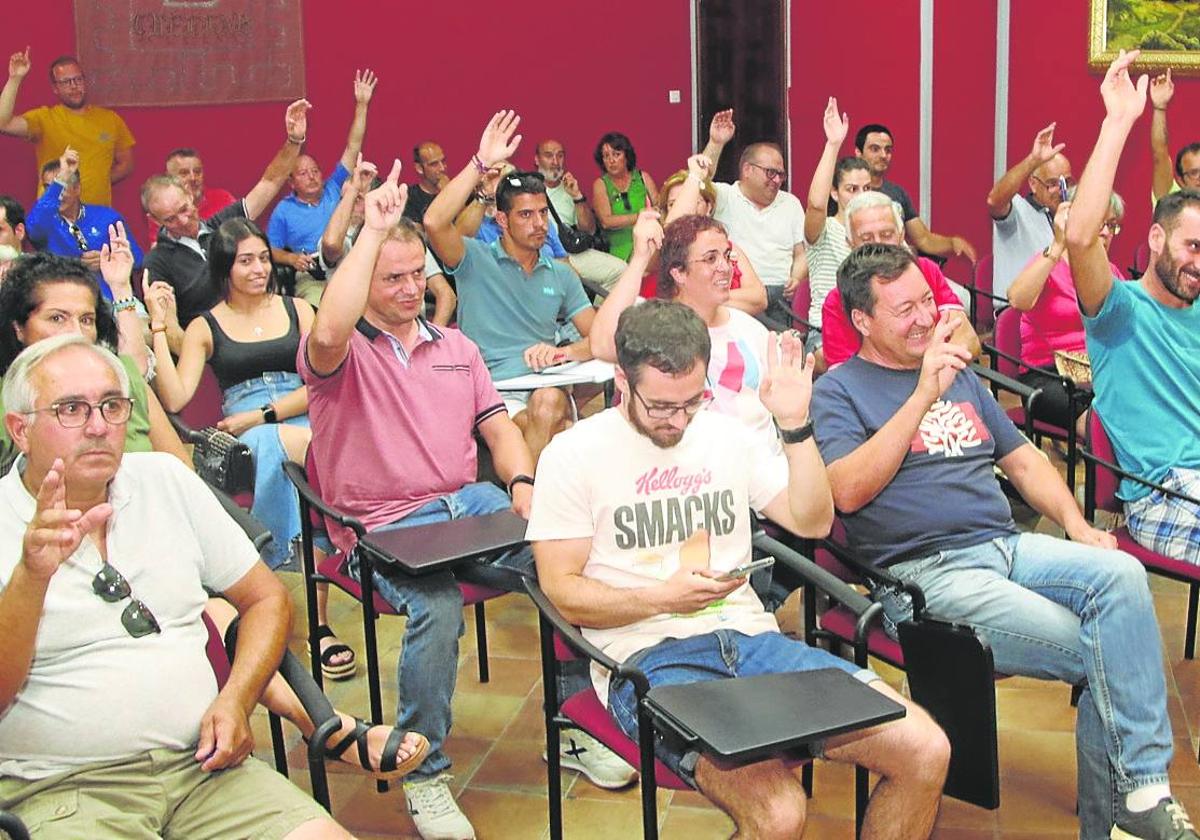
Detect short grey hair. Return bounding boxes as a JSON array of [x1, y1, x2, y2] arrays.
[[141, 174, 186, 214], [844, 191, 905, 239], [3, 334, 130, 417]]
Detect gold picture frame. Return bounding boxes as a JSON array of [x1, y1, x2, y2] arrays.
[[1090, 0, 1200, 74]]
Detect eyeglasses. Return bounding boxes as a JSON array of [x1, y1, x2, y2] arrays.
[[748, 162, 787, 182], [1181, 168, 1200, 183], [630, 385, 713, 419], [688, 248, 734, 269], [53, 74, 86, 87], [1033, 175, 1075, 191], [27, 397, 134, 428], [616, 191, 632, 211], [1102, 220, 1122, 235], [92, 561, 161, 638]]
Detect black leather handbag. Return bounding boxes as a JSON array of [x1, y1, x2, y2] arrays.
[[547, 195, 608, 254], [191, 427, 255, 496]]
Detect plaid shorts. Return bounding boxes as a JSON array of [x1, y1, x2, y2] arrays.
[[1124, 467, 1200, 565]]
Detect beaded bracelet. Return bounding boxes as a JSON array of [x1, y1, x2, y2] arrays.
[[112, 297, 138, 313], [470, 154, 489, 174]]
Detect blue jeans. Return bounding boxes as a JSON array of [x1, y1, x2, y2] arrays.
[[222, 373, 309, 569], [874, 532, 1172, 840], [346, 482, 574, 780], [608, 630, 871, 787]]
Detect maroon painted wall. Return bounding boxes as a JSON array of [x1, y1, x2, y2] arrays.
[[0, 1, 694, 246]]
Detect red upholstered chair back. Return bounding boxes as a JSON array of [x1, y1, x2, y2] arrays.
[[791, 279, 811, 325], [179, 365, 224, 429], [992, 306, 1023, 379], [1089, 412, 1121, 514], [973, 255, 995, 332]]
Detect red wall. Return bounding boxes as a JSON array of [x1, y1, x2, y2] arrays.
[[0, 1, 694, 245]]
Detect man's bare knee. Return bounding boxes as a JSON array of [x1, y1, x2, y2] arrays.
[[696, 758, 807, 840], [526, 387, 570, 426]]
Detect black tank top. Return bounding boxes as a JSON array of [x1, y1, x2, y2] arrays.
[[203, 296, 302, 391]]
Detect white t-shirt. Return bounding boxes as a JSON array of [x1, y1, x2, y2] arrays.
[[708, 307, 779, 455], [712, 181, 805, 286], [546, 182, 578, 227], [525, 409, 787, 702], [992, 194, 1053, 306], [0, 453, 260, 780]]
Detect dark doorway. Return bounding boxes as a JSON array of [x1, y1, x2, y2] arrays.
[[696, 0, 789, 185]]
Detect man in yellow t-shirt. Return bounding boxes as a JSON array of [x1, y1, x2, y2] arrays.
[[0, 48, 135, 206]]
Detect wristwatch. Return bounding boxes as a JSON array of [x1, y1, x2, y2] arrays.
[[572, 196, 587, 204], [777, 420, 814, 445], [507, 474, 535, 496], [260, 404, 278, 424]]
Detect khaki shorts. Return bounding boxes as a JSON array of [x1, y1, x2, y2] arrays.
[[0, 748, 331, 839]]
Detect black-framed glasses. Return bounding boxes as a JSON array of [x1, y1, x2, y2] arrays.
[[748, 162, 787, 182], [53, 74, 86, 87], [92, 562, 161, 638], [630, 385, 713, 419], [27, 397, 133, 428]]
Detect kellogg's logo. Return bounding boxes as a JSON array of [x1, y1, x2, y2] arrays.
[[634, 466, 712, 497]]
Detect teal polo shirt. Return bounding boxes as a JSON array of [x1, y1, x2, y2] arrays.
[[450, 237, 591, 380]]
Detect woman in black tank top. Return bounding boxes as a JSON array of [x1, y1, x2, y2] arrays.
[[150, 220, 355, 679]]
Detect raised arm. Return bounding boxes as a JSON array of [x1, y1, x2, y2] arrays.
[[562, 172, 595, 233], [425, 110, 523, 271], [904, 220, 978, 263], [805, 97, 848, 245], [1007, 201, 1069, 311], [0, 47, 30, 138], [98, 222, 148, 375], [320, 154, 376, 266], [1149, 69, 1176, 201], [1066, 50, 1147, 316], [987, 123, 1065, 219], [149, 317, 212, 412], [664, 155, 713, 226], [339, 69, 376, 172], [589, 210, 663, 362], [243, 99, 310, 220], [307, 160, 406, 375], [701, 108, 735, 171]]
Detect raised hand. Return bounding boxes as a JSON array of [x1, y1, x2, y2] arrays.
[[363, 159, 408, 232], [562, 171, 583, 199], [353, 68, 377, 105], [284, 98, 311, 143], [58, 146, 80, 179], [8, 46, 30, 80], [822, 96, 849, 146], [1150, 68, 1174, 110], [686, 153, 712, 181], [477, 110, 523, 169], [99, 222, 134, 293], [21, 459, 113, 582], [709, 108, 736, 145], [1030, 123, 1066, 165], [146, 279, 178, 325], [1101, 49, 1148, 125], [759, 331, 816, 428], [631, 209, 664, 259], [351, 153, 378, 194], [916, 315, 971, 402], [1051, 199, 1071, 247]]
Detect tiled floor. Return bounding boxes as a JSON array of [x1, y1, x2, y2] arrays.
[[251, 435, 1200, 839]]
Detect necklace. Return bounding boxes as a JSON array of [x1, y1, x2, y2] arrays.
[[253, 326, 264, 336]]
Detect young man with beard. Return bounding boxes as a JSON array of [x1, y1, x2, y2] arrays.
[[529, 298, 950, 840], [1067, 49, 1200, 570]]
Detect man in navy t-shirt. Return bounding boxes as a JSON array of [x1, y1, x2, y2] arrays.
[[811, 243, 1189, 840]]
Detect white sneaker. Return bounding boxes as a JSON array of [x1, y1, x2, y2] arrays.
[[403, 774, 475, 840], [549, 728, 638, 790]]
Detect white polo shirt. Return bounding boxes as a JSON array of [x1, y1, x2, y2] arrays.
[[712, 181, 806, 286], [0, 452, 260, 780]]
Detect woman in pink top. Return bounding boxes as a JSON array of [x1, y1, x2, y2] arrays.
[[1007, 189, 1124, 431]]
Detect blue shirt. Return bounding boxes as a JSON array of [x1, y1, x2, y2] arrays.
[[449, 238, 591, 380], [476, 214, 568, 259], [1084, 279, 1200, 500], [812, 357, 1027, 566], [26, 181, 144, 299], [266, 161, 350, 254]]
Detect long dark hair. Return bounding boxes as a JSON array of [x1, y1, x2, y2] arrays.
[[0, 253, 119, 375], [207, 217, 280, 302]]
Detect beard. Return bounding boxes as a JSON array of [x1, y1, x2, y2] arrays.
[[627, 405, 686, 449], [1153, 250, 1200, 303], [538, 165, 563, 183]]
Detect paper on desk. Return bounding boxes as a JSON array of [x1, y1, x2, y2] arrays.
[[493, 358, 615, 390]]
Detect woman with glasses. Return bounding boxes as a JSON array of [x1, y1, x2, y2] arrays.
[[1006, 187, 1125, 432], [591, 131, 659, 261]]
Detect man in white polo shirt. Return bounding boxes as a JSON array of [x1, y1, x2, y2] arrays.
[[702, 109, 806, 322]]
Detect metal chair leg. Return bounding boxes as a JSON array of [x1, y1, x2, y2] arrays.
[[269, 711, 288, 776], [475, 602, 490, 682]]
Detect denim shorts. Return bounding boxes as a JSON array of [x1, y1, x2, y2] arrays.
[[607, 630, 873, 786]]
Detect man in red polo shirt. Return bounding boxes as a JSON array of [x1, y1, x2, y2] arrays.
[[298, 159, 634, 839]]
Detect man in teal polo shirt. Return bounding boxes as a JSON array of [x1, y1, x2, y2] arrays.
[[426, 111, 595, 465]]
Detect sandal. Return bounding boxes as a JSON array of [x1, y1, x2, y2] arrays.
[[314, 717, 429, 781], [307, 624, 357, 681]]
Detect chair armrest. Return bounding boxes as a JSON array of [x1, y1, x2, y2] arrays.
[[812, 535, 927, 617], [0, 811, 29, 840], [970, 362, 1038, 402], [167, 412, 205, 445], [960, 280, 1009, 306], [522, 577, 651, 695], [753, 531, 874, 615], [281, 461, 367, 539], [1079, 448, 1200, 506]]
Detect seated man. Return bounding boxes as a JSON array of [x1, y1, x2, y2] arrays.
[[300, 163, 632, 840], [811, 242, 1192, 840], [854, 122, 976, 263], [267, 69, 376, 306], [0, 334, 351, 839], [403, 140, 447, 224], [26, 148, 143, 287], [142, 98, 310, 350], [426, 112, 595, 465], [1148, 68, 1200, 205], [144, 147, 238, 244], [821, 191, 978, 369], [1066, 50, 1200, 567], [529, 299, 949, 840]]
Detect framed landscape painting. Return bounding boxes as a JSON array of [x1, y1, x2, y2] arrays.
[[1090, 0, 1200, 73]]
